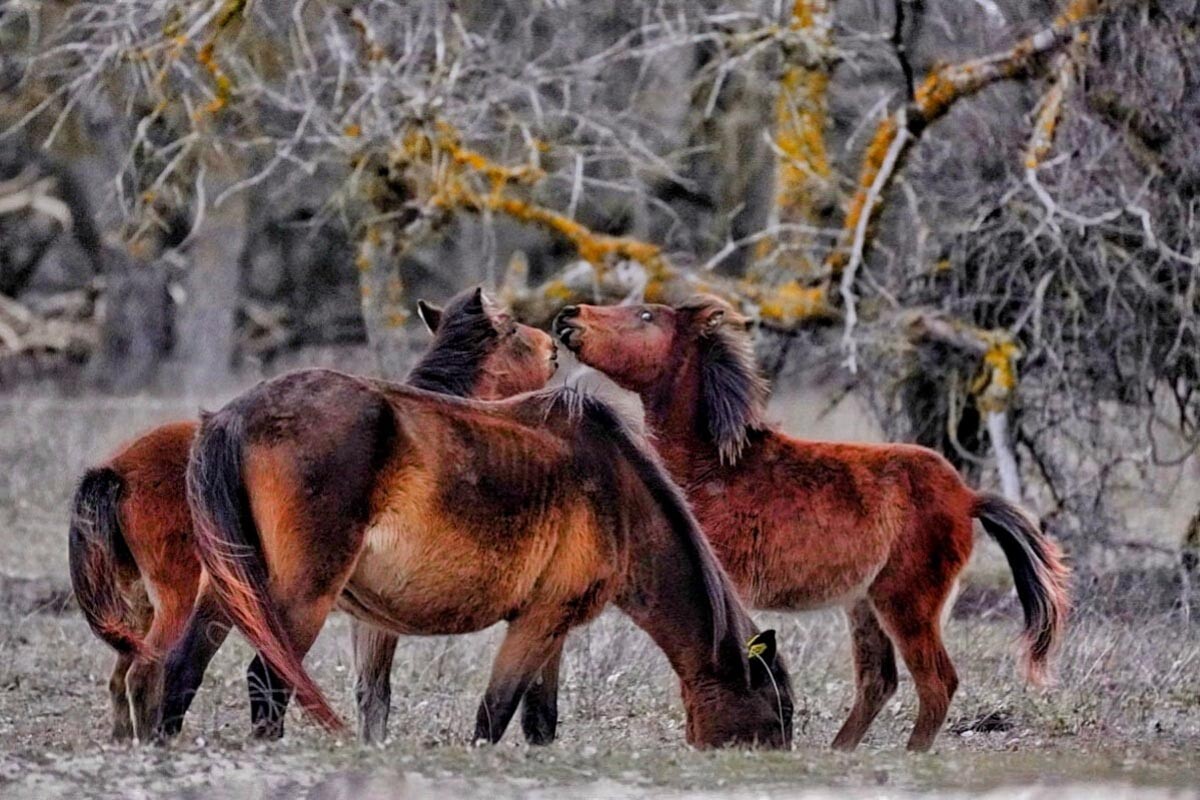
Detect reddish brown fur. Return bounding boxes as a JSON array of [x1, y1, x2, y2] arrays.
[[557, 296, 1070, 751], [69, 287, 557, 743], [170, 373, 794, 748]]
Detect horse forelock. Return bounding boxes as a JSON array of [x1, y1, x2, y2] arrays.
[[679, 298, 767, 466], [406, 291, 498, 397]]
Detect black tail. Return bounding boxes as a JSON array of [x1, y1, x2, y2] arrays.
[[68, 467, 146, 657], [974, 492, 1071, 684], [186, 411, 344, 731], [562, 391, 734, 659]]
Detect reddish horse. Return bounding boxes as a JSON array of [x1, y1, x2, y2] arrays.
[[68, 287, 555, 742], [162, 367, 794, 748], [555, 295, 1070, 751]]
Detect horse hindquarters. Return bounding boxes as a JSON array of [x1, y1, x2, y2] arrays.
[[175, 378, 402, 735]]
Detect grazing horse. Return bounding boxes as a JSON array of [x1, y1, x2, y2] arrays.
[[554, 295, 1070, 752], [163, 372, 794, 748], [68, 287, 555, 742]]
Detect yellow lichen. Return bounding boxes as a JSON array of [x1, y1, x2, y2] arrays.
[[972, 335, 1021, 412], [749, 279, 833, 325], [214, 0, 247, 30], [1055, 0, 1098, 27], [825, 116, 898, 275], [914, 70, 962, 120], [768, 0, 833, 275], [543, 280, 573, 301]]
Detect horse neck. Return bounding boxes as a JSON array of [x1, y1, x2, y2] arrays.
[[615, 505, 744, 689], [405, 346, 479, 398], [640, 349, 720, 482]]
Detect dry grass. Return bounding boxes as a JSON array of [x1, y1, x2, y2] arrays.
[[1, 394, 1199, 798]]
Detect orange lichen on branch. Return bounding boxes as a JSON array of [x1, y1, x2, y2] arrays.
[[915, 0, 1099, 124], [389, 119, 664, 275], [214, 0, 247, 30], [459, 189, 667, 274], [774, 0, 832, 194], [825, 116, 899, 276], [432, 121, 544, 191], [766, 0, 834, 273], [746, 279, 835, 326], [1055, 0, 1100, 26], [1024, 41, 1081, 169], [194, 42, 233, 118], [827, 0, 1104, 282], [971, 334, 1021, 413]]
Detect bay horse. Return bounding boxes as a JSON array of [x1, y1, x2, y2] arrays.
[[554, 295, 1070, 752], [67, 287, 556, 742], [163, 371, 794, 748]]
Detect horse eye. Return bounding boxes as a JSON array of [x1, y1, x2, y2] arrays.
[[639, 310, 653, 322]]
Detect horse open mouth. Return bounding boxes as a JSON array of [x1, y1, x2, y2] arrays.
[[554, 318, 583, 351]]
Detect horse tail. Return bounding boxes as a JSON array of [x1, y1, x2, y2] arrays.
[[973, 492, 1071, 685], [571, 393, 733, 659], [187, 410, 344, 732], [68, 467, 147, 658]]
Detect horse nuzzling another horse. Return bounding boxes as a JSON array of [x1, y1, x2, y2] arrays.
[[68, 287, 557, 743], [164, 351, 794, 748], [555, 294, 1070, 752]]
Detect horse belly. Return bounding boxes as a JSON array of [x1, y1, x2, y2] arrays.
[[346, 509, 550, 635], [693, 488, 893, 612]]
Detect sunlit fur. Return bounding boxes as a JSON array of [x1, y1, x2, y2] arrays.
[[170, 370, 794, 749], [557, 294, 1070, 752], [67, 287, 556, 743]]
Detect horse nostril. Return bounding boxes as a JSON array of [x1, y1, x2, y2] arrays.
[[558, 305, 580, 320]]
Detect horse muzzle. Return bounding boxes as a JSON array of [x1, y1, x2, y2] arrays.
[[553, 307, 584, 351]]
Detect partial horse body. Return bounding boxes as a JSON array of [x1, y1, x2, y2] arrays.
[[167, 371, 794, 748], [68, 287, 555, 742], [555, 295, 1070, 752]]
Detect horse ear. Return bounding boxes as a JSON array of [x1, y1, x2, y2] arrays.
[[747, 630, 777, 661], [747, 629, 778, 687], [468, 286, 485, 309], [417, 300, 442, 333]]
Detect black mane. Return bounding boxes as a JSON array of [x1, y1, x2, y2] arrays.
[[406, 289, 497, 397], [681, 297, 768, 465]]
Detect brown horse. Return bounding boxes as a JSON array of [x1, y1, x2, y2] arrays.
[[162, 370, 794, 748], [554, 295, 1070, 752], [68, 287, 555, 742]]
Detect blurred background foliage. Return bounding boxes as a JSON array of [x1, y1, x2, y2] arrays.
[[0, 0, 1197, 573]]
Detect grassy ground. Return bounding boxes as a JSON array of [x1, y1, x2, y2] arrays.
[[1, 395, 1199, 799]]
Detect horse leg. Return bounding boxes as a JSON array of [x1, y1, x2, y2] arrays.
[[873, 597, 958, 752], [108, 652, 135, 741], [159, 583, 231, 739], [352, 621, 398, 744], [127, 588, 196, 742], [519, 640, 564, 745], [247, 655, 291, 740], [830, 600, 898, 751], [473, 617, 567, 745]]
